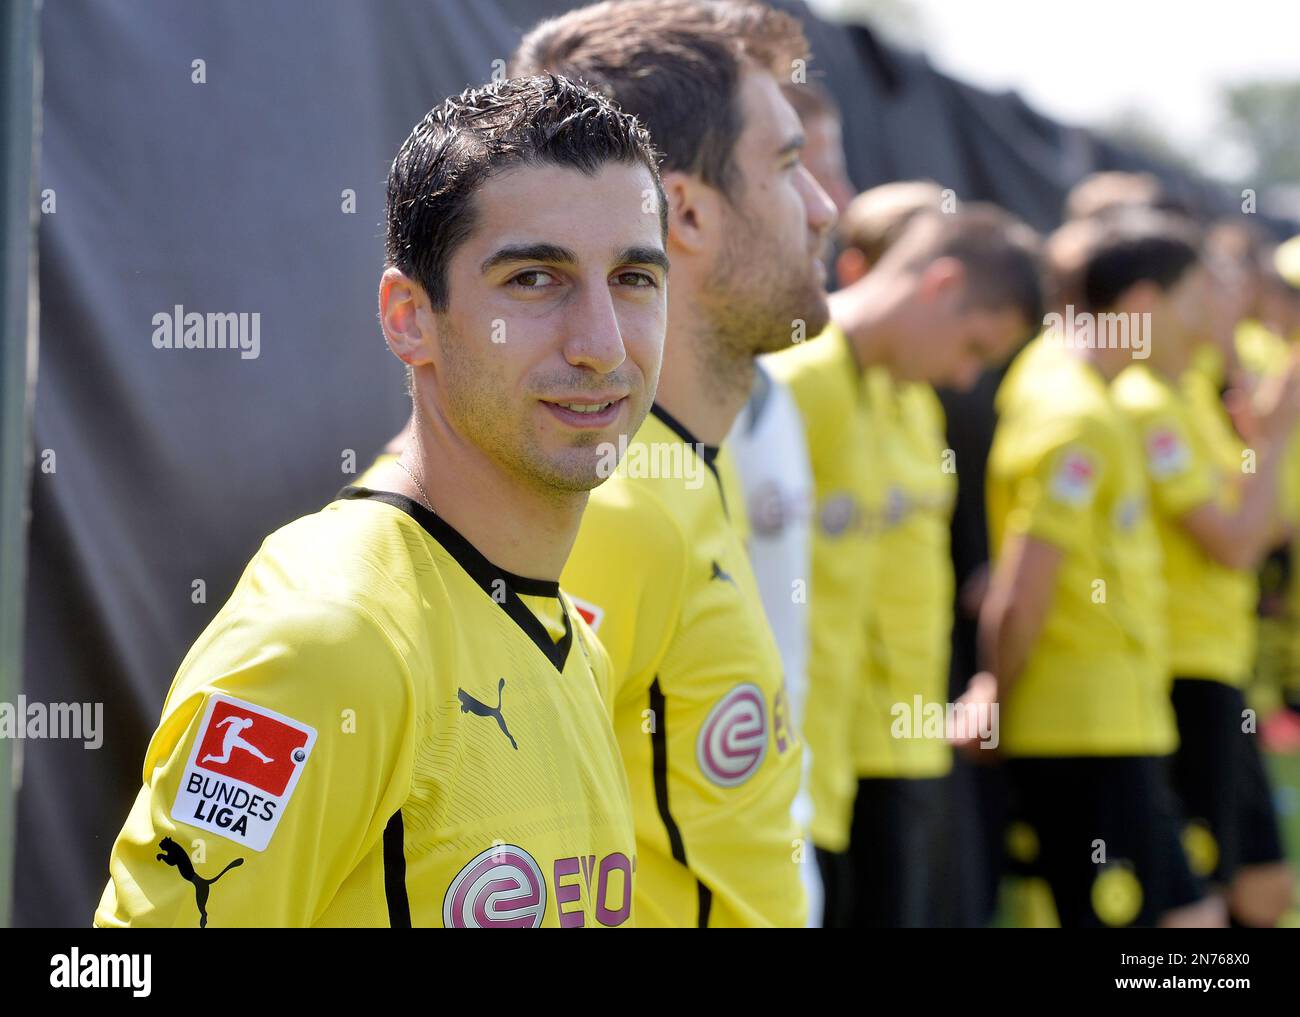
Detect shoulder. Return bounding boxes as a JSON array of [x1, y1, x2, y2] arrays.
[[995, 377, 1114, 470], [902, 381, 946, 430], [1112, 365, 1176, 418], [252, 494, 423, 593], [763, 329, 856, 425], [581, 465, 692, 565]]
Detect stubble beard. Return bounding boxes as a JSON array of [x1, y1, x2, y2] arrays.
[[436, 317, 605, 499], [698, 212, 830, 402]]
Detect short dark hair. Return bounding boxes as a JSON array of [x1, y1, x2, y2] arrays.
[[885, 203, 1045, 329], [1078, 211, 1201, 313], [385, 74, 665, 311], [510, 0, 807, 198]]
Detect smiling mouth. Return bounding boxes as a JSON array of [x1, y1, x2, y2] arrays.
[[540, 396, 626, 428], [553, 400, 616, 414]]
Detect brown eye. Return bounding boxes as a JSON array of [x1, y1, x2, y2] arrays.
[[510, 270, 557, 288], [614, 271, 656, 288]]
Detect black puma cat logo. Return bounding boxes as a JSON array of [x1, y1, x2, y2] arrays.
[[458, 678, 518, 750], [156, 836, 243, 928], [710, 560, 735, 585]]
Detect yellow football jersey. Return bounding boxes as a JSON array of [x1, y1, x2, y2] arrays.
[[1112, 364, 1255, 685], [988, 347, 1176, 757], [96, 487, 636, 927], [765, 326, 875, 851], [854, 369, 956, 778], [715, 442, 751, 546], [1234, 319, 1300, 697], [1236, 318, 1291, 382], [1234, 320, 1300, 527], [562, 406, 806, 927]]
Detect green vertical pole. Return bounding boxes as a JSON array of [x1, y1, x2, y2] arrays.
[[0, 0, 40, 929]]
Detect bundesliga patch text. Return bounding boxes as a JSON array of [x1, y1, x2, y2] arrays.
[[170, 695, 317, 850]]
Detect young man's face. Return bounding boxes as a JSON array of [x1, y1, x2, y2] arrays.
[[416, 161, 667, 493], [707, 67, 837, 353], [898, 271, 1028, 390]]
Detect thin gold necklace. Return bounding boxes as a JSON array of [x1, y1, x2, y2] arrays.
[[395, 455, 432, 512]]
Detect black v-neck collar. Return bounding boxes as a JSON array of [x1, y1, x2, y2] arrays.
[[649, 403, 730, 517], [649, 403, 720, 474], [337, 486, 573, 672]]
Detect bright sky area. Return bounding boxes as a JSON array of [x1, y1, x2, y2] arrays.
[[808, 0, 1300, 180]]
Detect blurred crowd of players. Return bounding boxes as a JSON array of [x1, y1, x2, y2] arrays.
[[741, 76, 1300, 928]]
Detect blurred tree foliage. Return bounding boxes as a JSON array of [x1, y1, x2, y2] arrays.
[[1221, 79, 1300, 188]]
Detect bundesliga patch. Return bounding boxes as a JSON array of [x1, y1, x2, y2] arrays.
[[568, 594, 604, 633], [1145, 426, 1190, 479], [1048, 449, 1098, 507], [171, 695, 317, 851]]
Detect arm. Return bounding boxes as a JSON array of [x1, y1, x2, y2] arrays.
[[978, 533, 1064, 697], [94, 597, 412, 927], [1179, 438, 1287, 570], [1181, 359, 1300, 568]]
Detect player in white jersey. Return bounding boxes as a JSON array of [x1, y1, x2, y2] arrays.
[[726, 360, 819, 923]]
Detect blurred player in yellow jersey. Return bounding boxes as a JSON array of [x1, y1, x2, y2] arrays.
[[511, 0, 835, 927], [769, 190, 1042, 925], [1200, 223, 1300, 750], [973, 212, 1225, 927], [718, 79, 858, 925], [1113, 216, 1300, 927], [96, 77, 668, 927]]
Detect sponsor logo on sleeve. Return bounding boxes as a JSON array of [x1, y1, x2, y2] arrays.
[[697, 683, 769, 787], [1048, 449, 1098, 507], [170, 695, 316, 851], [1145, 426, 1190, 479]]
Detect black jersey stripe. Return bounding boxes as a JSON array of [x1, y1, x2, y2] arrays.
[[649, 677, 714, 928], [383, 810, 411, 928]]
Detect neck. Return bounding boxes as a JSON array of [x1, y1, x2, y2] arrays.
[[653, 290, 755, 446], [828, 274, 901, 373], [387, 398, 586, 582], [1071, 342, 1127, 382], [1146, 338, 1191, 381]]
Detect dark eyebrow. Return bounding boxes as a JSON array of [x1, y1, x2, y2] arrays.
[[480, 243, 577, 274], [618, 245, 670, 274], [777, 132, 806, 159]]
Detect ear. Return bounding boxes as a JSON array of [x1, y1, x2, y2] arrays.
[[662, 169, 716, 257], [836, 247, 870, 289], [379, 267, 435, 367], [917, 256, 967, 303]]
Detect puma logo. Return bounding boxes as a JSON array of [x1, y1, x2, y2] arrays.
[[458, 678, 518, 750], [156, 836, 243, 928], [710, 560, 735, 585]]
